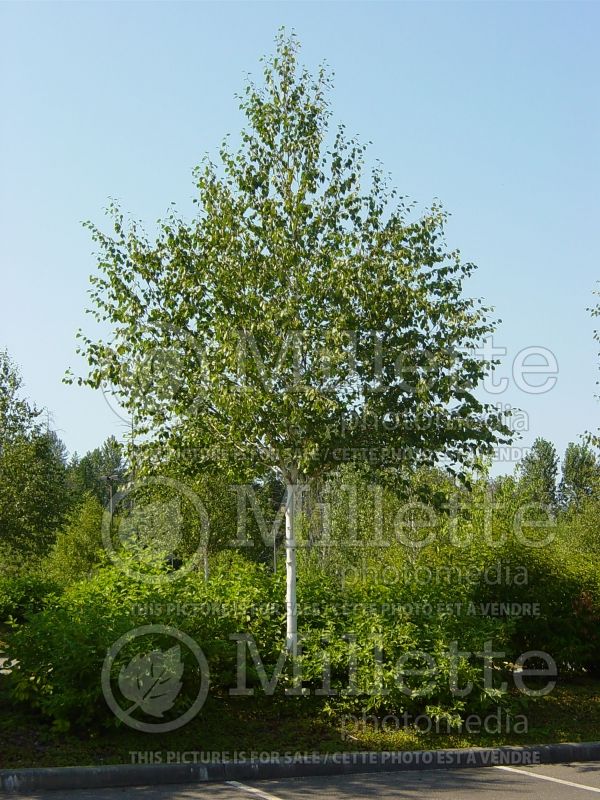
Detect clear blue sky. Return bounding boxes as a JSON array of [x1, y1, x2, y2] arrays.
[[1, 1, 598, 472]]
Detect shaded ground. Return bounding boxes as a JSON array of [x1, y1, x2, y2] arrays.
[[0, 676, 599, 769]]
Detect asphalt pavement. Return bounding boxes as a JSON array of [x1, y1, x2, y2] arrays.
[[6, 761, 600, 799]]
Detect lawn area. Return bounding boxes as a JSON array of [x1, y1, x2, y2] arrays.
[[1, 676, 599, 769]]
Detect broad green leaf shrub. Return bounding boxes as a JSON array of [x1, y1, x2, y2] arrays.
[[0, 573, 59, 625], [7, 549, 515, 729], [5, 553, 278, 728], [7, 521, 599, 732], [295, 553, 513, 720], [561, 496, 600, 557], [474, 539, 600, 674]]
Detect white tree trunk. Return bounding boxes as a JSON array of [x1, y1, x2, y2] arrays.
[[285, 482, 297, 657]]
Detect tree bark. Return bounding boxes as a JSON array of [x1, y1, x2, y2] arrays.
[[203, 546, 209, 581], [284, 481, 297, 658]]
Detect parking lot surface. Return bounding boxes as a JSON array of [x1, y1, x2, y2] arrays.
[[8, 761, 600, 799]]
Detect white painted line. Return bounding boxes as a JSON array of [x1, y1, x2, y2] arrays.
[[226, 779, 285, 800], [495, 765, 600, 793]]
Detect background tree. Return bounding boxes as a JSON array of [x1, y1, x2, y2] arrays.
[[0, 430, 70, 562], [0, 352, 71, 565], [73, 32, 511, 653], [559, 441, 599, 509], [516, 437, 558, 508], [44, 493, 105, 584], [67, 435, 126, 507], [0, 349, 39, 450]]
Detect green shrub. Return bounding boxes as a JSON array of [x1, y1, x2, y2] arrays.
[[5, 553, 277, 728], [294, 552, 513, 720], [475, 541, 600, 674], [7, 466, 600, 734], [43, 493, 105, 585], [6, 547, 516, 730], [0, 573, 60, 624]]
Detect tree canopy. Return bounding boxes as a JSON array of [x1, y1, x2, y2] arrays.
[[560, 442, 599, 509], [68, 435, 126, 506], [517, 437, 559, 508], [73, 32, 511, 488], [0, 349, 39, 450]]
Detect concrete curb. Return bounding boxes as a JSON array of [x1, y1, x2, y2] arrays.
[[2, 742, 600, 793]]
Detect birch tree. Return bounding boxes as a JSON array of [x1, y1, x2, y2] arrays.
[[72, 32, 511, 654]]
